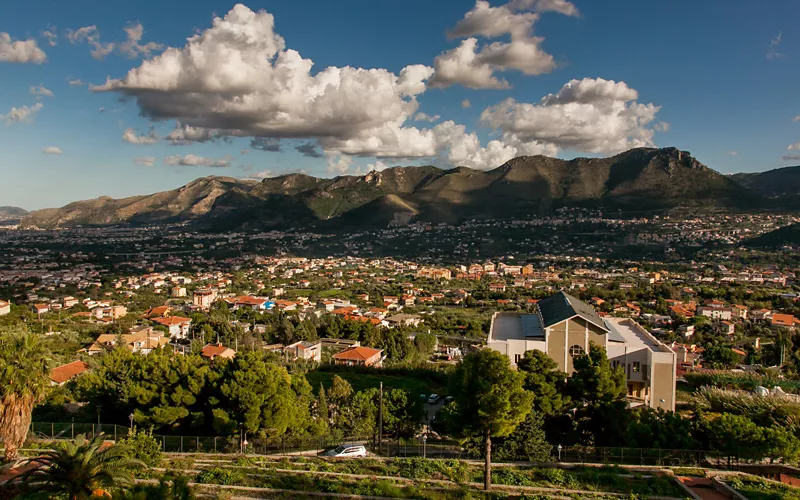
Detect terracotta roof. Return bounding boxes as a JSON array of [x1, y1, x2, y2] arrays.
[[772, 313, 796, 327], [153, 316, 191, 326], [50, 361, 90, 384], [201, 343, 235, 359], [332, 346, 382, 362], [145, 305, 171, 318], [235, 296, 268, 306]]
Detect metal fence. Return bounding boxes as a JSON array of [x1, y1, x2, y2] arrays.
[[29, 422, 732, 466]]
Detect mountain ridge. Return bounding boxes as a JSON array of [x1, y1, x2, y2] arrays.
[[20, 148, 784, 230]]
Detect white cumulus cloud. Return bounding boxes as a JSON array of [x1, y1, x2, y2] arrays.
[[414, 112, 441, 123], [1, 102, 44, 125], [479, 78, 661, 154], [122, 127, 159, 144], [29, 85, 54, 97], [43, 146, 62, 154], [429, 0, 577, 89], [164, 154, 232, 167], [0, 32, 47, 64], [134, 156, 156, 166]]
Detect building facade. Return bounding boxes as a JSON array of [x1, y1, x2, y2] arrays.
[[488, 292, 677, 411]]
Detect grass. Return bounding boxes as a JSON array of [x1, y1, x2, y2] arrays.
[[181, 456, 687, 498], [728, 475, 800, 500], [305, 371, 446, 397]]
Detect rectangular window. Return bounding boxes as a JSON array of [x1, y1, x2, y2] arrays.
[[514, 354, 521, 364], [633, 361, 641, 373]]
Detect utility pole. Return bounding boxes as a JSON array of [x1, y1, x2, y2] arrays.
[[378, 382, 383, 453]]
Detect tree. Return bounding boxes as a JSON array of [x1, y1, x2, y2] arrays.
[[492, 412, 552, 462], [0, 327, 51, 463], [703, 345, 741, 369], [450, 349, 532, 490], [708, 414, 762, 463], [626, 408, 699, 450], [14, 433, 143, 499], [516, 350, 568, 415], [382, 389, 423, 438], [760, 425, 800, 464], [118, 427, 163, 467]]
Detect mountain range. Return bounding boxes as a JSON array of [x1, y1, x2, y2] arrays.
[[18, 147, 795, 230]]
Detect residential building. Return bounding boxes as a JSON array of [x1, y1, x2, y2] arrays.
[[201, 343, 236, 360], [92, 305, 127, 320], [193, 289, 217, 309], [697, 306, 732, 321], [0, 299, 10, 316], [332, 346, 383, 367], [487, 292, 677, 411], [152, 316, 192, 339], [32, 303, 49, 315], [83, 328, 169, 355], [171, 286, 187, 298], [62, 297, 79, 308], [772, 313, 798, 328], [385, 313, 422, 327], [50, 360, 90, 386], [286, 341, 322, 362]]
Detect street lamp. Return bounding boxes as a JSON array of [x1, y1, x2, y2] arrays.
[[422, 434, 427, 459], [557, 444, 562, 462], [129, 413, 135, 429], [242, 434, 249, 454]]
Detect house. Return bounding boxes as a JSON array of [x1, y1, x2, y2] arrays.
[[193, 289, 217, 309], [332, 346, 384, 367], [718, 321, 735, 336], [285, 341, 322, 362], [92, 305, 127, 320], [32, 303, 49, 316], [152, 316, 192, 339], [487, 291, 677, 411], [171, 287, 187, 298], [201, 343, 236, 360], [83, 328, 169, 355], [679, 325, 695, 338], [772, 313, 798, 328], [50, 361, 90, 386], [385, 313, 422, 327], [62, 297, 79, 308], [231, 296, 272, 311], [0, 300, 10, 316], [697, 306, 732, 321], [751, 309, 773, 322], [144, 305, 172, 319]]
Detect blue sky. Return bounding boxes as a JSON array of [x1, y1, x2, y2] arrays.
[[1, 0, 798, 210]]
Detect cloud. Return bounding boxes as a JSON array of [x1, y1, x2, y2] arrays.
[[67, 23, 160, 60], [782, 154, 800, 162], [92, 5, 433, 152], [134, 156, 156, 167], [164, 154, 232, 167], [166, 122, 223, 145], [98, 107, 106, 113], [122, 127, 159, 144], [295, 142, 323, 158], [787, 142, 800, 151], [414, 112, 441, 123], [118, 23, 163, 58], [793, 115, 800, 122], [767, 31, 783, 60], [69, 79, 86, 86], [479, 77, 661, 154], [727, 151, 738, 156], [654, 121, 669, 132], [42, 27, 58, 47], [0, 32, 47, 63], [326, 153, 355, 174], [1, 102, 44, 125], [246, 169, 274, 180], [429, 0, 577, 89], [367, 160, 388, 172], [29, 85, 54, 97], [43, 146, 62, 155], [250, 137, 281, 152], [461, 99, 472, 109]]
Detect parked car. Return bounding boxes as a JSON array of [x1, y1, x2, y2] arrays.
[[321, 444, 367, 458], [427, 394, 441, 404], [443, 396, 454, 404]]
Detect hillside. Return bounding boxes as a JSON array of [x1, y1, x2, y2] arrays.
[[731, 166, 800, 206], [745, 223, 800, 248], [20, 177, 257, 229], [0, 206, 29, 218], [21, 148, 767, 230]]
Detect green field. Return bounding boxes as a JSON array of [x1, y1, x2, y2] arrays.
[[305, 371, 447, 398]]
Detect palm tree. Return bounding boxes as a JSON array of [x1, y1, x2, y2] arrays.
[[13, 434, 144, 499], [0, 327, 51, 463]]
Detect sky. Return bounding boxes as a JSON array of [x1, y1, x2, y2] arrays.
[[1, 0, 799, 210]]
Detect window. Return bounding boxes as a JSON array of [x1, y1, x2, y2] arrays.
[[514, 354, 521, 364], [633, 361, 641, 373], [569, 345, 585, 357]]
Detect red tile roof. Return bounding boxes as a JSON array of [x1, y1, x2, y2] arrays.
[[153, 316, 191, 326], [50, 361, 90, 384], [332, 346, 382, 362]]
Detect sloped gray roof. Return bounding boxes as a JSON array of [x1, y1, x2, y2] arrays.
[[538, 291, 609, 333]]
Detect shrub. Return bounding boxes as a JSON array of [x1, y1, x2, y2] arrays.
[[118, 427, 163, 467], [195, 467, 247, 486]]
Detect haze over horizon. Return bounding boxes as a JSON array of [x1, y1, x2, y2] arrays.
[[1, 0, 799, 210]]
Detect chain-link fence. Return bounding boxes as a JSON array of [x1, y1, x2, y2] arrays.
[[30, 422, 733, 466]]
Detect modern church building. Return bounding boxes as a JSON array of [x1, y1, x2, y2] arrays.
[[487, 292, 677, 411]]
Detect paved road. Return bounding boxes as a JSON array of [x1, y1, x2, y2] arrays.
[[678, 477, 731, 500]]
